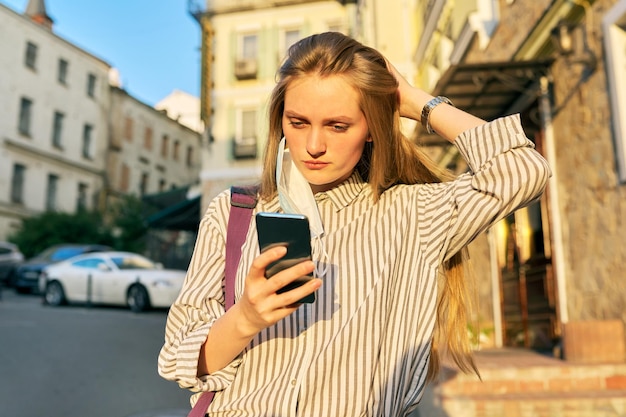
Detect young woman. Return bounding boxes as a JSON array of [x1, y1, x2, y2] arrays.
[[158, 32, 550, 416]]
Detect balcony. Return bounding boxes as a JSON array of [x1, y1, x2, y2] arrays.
[[232, 137, 257, 159], [234, 58, 258, 80]]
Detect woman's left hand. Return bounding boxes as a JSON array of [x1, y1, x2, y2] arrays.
[[386, 60, 432, 122]]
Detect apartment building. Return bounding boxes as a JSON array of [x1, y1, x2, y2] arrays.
[[107, 86, 201, 199], [0, 2, 111, 240], [0, 1, 202, 246], [190, 0, 361, 209]]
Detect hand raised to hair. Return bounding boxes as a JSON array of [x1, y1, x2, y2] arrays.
[[386, 60, 433, 122]]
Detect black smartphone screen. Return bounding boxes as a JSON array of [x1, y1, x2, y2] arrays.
[[255, 212, 315, 303]]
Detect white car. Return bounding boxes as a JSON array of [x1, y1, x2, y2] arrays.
[[40, 251, 186, 312]]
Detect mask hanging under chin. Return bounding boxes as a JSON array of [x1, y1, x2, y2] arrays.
[[275, 137, 324, 239]]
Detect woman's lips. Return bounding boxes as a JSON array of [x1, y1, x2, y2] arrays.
[[303, 160, 329, 170]]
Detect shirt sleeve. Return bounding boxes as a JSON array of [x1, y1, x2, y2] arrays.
[[157, 189, 243, 394], [417, 114, 552, 265]]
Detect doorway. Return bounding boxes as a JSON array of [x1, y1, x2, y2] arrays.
[[495, 114, 560, 352]]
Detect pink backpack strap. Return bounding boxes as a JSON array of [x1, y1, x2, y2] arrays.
[[224, 185, 258, 309], [188, 185, 258, 417]]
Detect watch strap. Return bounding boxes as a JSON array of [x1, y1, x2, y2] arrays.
[[421, 96, 453, 134]]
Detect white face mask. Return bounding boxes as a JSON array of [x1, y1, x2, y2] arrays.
[[275, 137, 325, 239]]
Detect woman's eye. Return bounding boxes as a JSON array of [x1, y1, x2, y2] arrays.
[[332, 124, 349, 132], [289, 120, 305, 128]]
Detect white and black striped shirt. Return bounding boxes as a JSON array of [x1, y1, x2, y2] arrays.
[[158, 114, 550, 416]]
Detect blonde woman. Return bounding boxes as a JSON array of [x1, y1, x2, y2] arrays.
[[159, 32, 550, 416]]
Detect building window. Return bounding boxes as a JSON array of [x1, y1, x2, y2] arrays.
[[24, 41, 37, 69], [120, 163, 130, 192], [58, 59, 69, 84], [158, 179, 166, 192], [124, 116, 134, 141], [161, 134, 169, 157], [18, 97, 33, 136], [77, 182, 88, 211], [603, 0, 626, 182], [173, 140, 180, 161], [86, 73, 97, 98], [235, 33, 258, 80], [144, 126, 153, 150], [82, 124, 94, 159], [140, 172, 149, 196], [280, 28, 301, 60], [186, 145, 194, 167], [233, 108, 257, 159], [46, 174, 59, 211], [11, 164, 26, 204], [52, 111, 64, 148]]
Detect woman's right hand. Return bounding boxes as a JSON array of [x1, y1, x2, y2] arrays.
[[198, 245, 320, 376], [235, 245, 320, 337]]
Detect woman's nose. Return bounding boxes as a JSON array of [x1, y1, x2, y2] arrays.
[[306, 130, 326, 157]]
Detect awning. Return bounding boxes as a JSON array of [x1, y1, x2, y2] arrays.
[[431, 58, 555, 122], [143, 186, 201, 232]]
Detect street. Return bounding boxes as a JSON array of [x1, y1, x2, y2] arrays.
[[0, 289, 191, 417]]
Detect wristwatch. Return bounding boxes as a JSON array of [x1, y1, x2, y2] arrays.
[[421, 96, 453, 134]]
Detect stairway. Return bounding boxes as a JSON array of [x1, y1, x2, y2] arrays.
[[421, 349, 626, 417]]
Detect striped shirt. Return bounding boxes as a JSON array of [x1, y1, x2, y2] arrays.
[[158, 114, 551, 416]]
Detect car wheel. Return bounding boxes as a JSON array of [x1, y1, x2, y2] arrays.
[[45, 281, 66, 306], [127, 284, 150, 313]]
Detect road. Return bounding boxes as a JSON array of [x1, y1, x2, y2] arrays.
[[0, 289, 192, 417]]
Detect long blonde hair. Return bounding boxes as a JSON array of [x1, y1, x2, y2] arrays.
[[260, 32, 478, 381]]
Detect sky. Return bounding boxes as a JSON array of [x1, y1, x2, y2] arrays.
[[1, 0, 201, 107]]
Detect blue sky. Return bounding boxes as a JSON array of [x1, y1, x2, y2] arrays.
[[2, 0, 201, 106]]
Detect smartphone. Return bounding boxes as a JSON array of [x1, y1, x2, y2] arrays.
[[255, 212, 315, 303]]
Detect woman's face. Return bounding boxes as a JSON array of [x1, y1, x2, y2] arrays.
[[282, 74, 370, 193]]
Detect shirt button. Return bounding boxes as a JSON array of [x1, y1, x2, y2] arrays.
[[291, 379, 296, 386]]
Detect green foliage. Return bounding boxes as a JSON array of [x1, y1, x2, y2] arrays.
[[8, 196, 151, 258], [109, 195, 150, 254], [8, 210, 114, 258]]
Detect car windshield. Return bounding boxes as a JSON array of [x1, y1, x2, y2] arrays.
[[36, 246, 86, 262], [111, 255, 156, 270]]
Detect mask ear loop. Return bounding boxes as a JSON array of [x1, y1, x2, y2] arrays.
[[312, 235, 330, 278]]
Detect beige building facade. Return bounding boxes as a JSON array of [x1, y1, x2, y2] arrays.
[[107, 87, 201, 199], [0, 3, 111, 240], [191, 0, 359, 210]]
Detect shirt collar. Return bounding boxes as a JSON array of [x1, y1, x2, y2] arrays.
[[262, 171, 368, 213], [315, 171, 368, 211]]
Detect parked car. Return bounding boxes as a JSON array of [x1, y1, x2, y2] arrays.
[[0, 242, 24, 287], [13, 243, 112, 293], [40, 251, 186, 312]]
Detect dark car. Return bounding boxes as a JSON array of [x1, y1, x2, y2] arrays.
[[0, 242, 24, 287], [13, 243, 111, 294]]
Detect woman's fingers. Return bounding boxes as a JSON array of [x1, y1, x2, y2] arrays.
[[238, 247, 321, 332]]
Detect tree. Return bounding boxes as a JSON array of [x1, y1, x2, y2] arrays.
[[8, 196, 151, 258], [9, 210, 114, 258], [109, 195, 150, 254]]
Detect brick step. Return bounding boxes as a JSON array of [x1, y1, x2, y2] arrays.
[[438, 349, 626, 397], [445, 388, 626, 400], [440, 390, 626, 417], [426, 349, 626, 417]]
